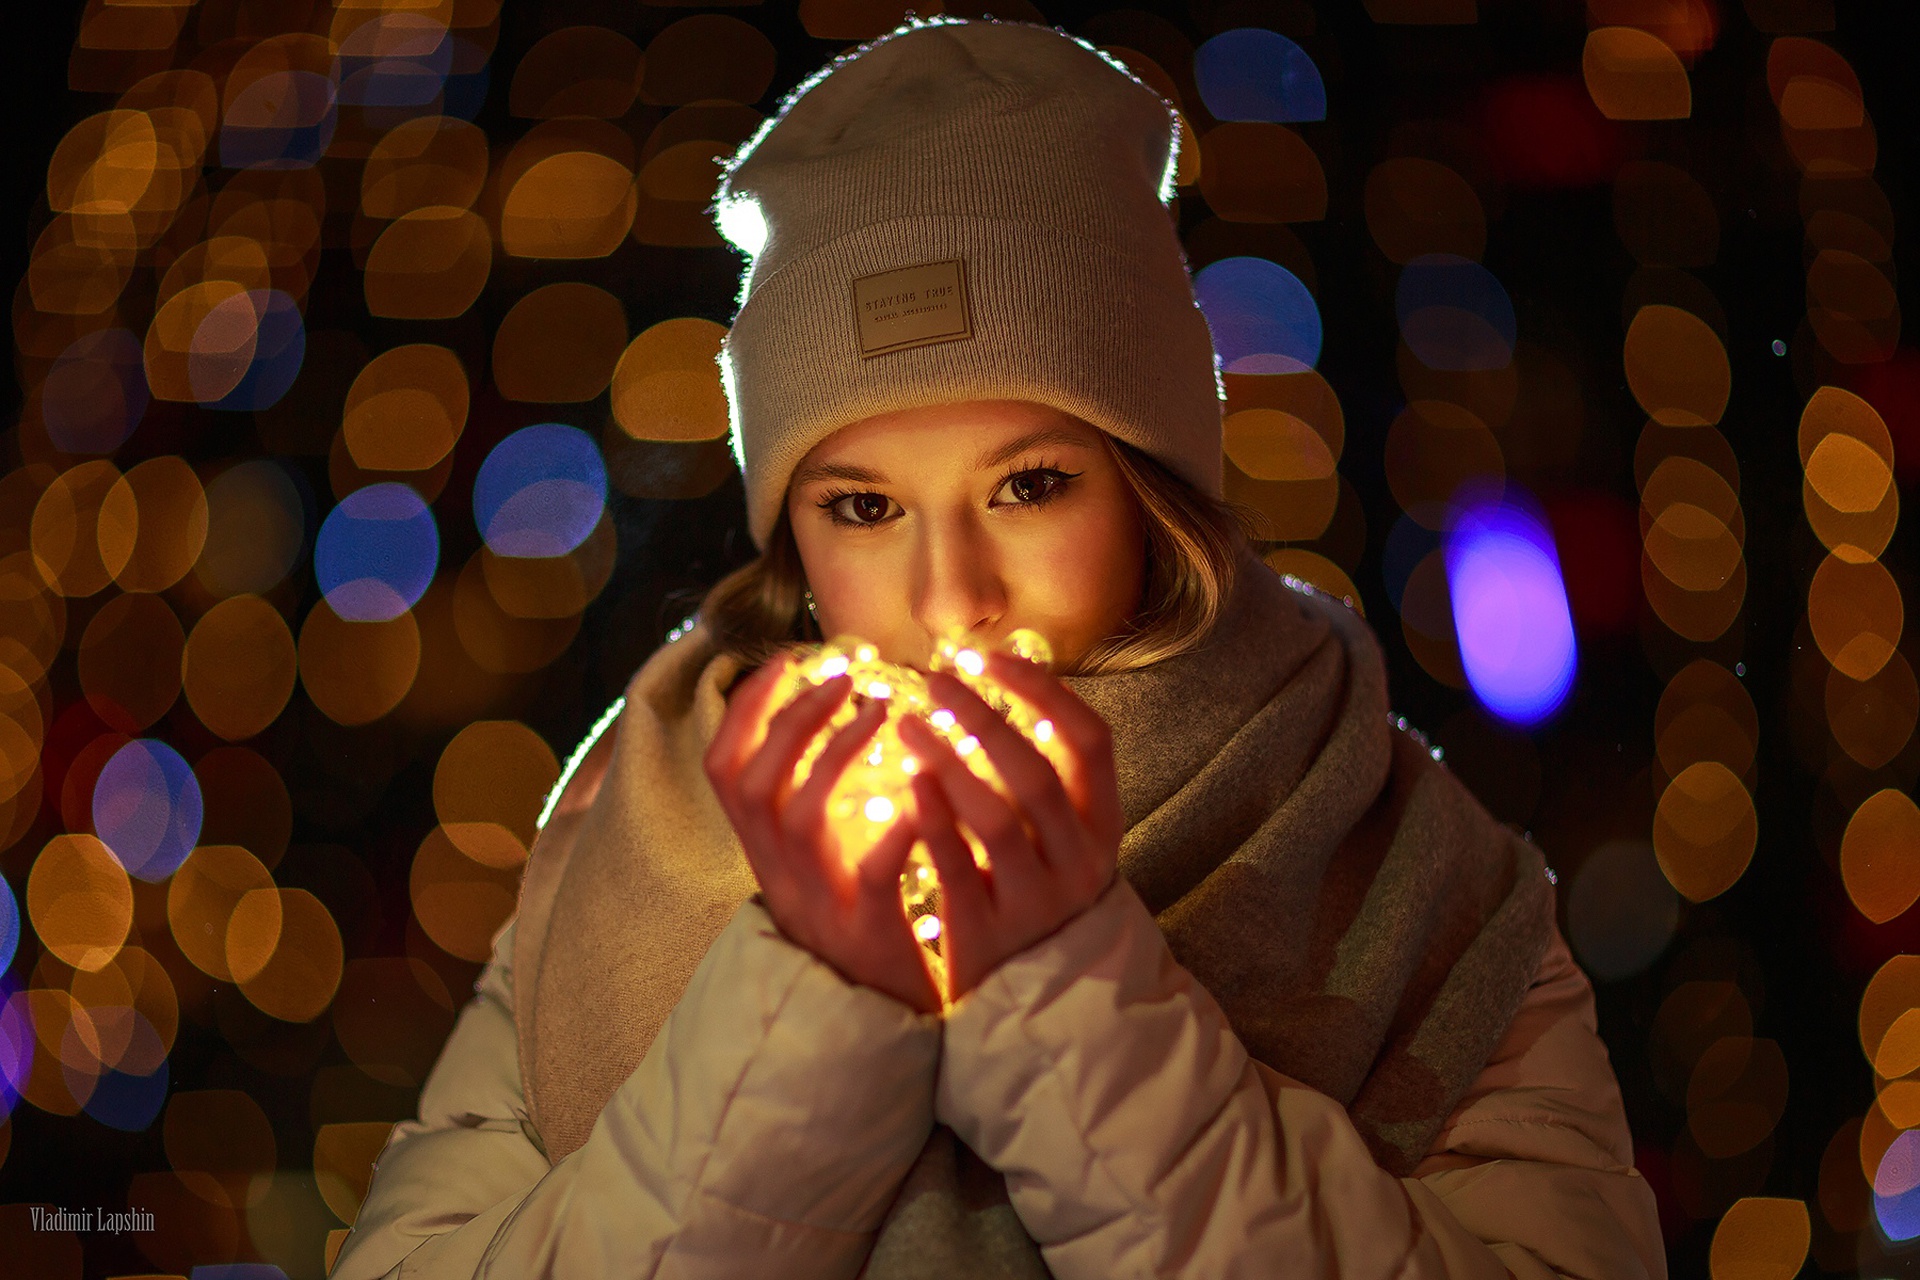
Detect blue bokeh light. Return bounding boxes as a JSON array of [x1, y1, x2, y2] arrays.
[[93, 739, 204, 882], [0, 875, 18, 977], [1877, 1130, 1920, 1242], [0, 984, 29, 1120], [1445, 484, 1578, 726], [43, 328, 148, 454], [474, 424, 609, 558], [1194, 28, 1327, 123], [199, 290, 306, 412], [315, 482, 440, 622], [1193, 256, 1323, 374], [79, 1048, 170, 1133], [1396, 253, 1518, 371]]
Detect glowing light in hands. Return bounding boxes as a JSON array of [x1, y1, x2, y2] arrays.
[[771, 624, 1058, 977]]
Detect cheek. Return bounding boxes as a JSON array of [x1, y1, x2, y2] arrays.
[[1018, 493, 1143, 604]]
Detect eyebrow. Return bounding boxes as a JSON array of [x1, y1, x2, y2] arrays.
[[789, 424, 1094, 489]]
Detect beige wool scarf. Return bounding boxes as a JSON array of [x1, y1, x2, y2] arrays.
[[511, 553, 1557, 1276]]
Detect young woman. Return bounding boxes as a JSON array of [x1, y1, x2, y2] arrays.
[[332, 16, 1665, 1280]]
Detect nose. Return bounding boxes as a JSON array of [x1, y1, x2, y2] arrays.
[[909, 518, 1006, 657]]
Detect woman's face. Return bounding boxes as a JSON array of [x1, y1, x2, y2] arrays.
[[785, 399, 1147, 672]]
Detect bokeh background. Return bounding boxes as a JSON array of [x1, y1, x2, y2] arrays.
[[0, 0, 1914, 1276]]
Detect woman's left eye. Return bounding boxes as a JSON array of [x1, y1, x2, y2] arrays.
[[993, 468, 1075, 507]]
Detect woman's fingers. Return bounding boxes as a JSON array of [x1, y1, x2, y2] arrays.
[[911, 771, 990, 935], [983, 651, 1124, 848], [783, 695, 889, 852], [898, 713, 1044, 893], [702, 653, 798, 780], [734, 674, 852, 816], [854, 808, 921, 899], [924, 669, 1083, 870]]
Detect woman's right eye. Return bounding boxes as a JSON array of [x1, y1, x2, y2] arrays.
[[823, 492, 897, 527]]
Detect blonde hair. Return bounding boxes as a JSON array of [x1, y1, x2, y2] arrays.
[[693, 432, 1264, 676]]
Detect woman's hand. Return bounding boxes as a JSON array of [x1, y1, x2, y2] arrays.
[[703, 655, 943, 1016], [896, 649, 1124, 1005]]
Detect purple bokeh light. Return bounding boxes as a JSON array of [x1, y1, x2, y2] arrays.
[[1876, 1129, 1920, 1241], [1445, 486, 1578, 726], [0, 987, 32, 1119], [92, 738, 205, 881]]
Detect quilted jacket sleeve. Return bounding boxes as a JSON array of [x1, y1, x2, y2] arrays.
[[328, 895, 942, 1280], [935, 873, 1669, 1280]]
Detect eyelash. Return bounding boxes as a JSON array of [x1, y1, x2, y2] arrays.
[[814, 457, 1083, 530]]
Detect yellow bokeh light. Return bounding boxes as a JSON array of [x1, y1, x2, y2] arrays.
[[314, 1121, 398, 1227], [1809, 552, 1903, 681], [362, 116, 489, 219], [451, 552, 582, 675], [47, 110, 162, 219], [156, 235, 273, 312], [1224, 408, 1336, 482], [1708, 1196, 1810, 1280], [1804, 430, 1897, 560], [1625, 304, 1730, 426], [182, 594, 298, 741], [69, 944, 178, 1076], [1199, 122, 1327, 224], [236, 888, 342, 1023], [1841, 790, 1920, 925], [1584, 27, 1692, 120], [1861, 955, 1920, 1070], [410, 825, 523, 963], [343, 344, 469, 473], [298, 599, 422, 727], [364, 207, 492, 320], [32, 459, 121, 598], [501, 150, 636, 260], [1826, 651, 1918, 770], [492, 283, 628, 403], [609, 317, 731, 442], [434, 720, 559, 866], [98, 454, 209, 593], [27, 833, 134, 973], [1877, 1008, 1920, 1081], [1656, 660, 1758, 784], [1653, 761, 1757, 902], [168, 844, 277, 983]]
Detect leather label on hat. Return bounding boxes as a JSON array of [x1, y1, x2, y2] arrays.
[[852, 258, 972, 358]]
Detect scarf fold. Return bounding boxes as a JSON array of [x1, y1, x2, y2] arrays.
[[513, 553, 1555, 1274]]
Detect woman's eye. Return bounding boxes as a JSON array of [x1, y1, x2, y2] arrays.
[[831, 493, 895, 525], [995, 469, 1066, 505]]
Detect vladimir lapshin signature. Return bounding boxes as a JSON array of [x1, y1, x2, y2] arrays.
[[30, 1205, 155, 1234]]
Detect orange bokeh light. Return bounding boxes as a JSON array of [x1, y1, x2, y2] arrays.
[[1841, 789, 1920, 925]]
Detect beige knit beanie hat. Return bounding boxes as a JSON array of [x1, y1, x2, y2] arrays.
[[707, 13, 1228, 553]]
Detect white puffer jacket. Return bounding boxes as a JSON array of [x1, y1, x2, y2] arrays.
[[329, 806, 1667, 1278]]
